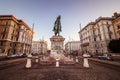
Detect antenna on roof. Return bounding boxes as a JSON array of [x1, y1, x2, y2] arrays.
[[79, 23, 81, 30], [32, 23, 34, 31]]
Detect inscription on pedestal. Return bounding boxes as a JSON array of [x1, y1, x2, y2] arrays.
[[50, 36, 65, 52]]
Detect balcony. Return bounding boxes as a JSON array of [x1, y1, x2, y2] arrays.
[[1, 31, 7, 34], [81, 42, 89, 47]]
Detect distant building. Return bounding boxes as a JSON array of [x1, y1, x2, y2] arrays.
[[65, 41, 80, 54], [0, 15, 34, 56], [32, 40, 48, 55]]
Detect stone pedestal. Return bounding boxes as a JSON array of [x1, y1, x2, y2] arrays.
[[49, 36, 75, 64], [50, 36, 65, 54], [83, 58, 89, 68], [25, 54, 32, 68], [56, 58, 60, 67], [50, 36, 65, 60]]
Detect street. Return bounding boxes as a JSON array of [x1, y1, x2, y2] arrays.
[[0, 58, 120, 80]]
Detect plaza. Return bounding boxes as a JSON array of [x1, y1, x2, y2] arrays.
[[0, 1, 120, 80], [0, 57, 120, 80]]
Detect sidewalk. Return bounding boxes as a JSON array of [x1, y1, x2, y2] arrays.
[[88, 58, 120, 67], [0, 58, 26, 65]]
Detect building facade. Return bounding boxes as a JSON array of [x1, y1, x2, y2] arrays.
[[65, 41, 81, 55], [32, 40, 48, 55], [92, 17, 115, 55], [112, 12, 120, 39], [79, 16, 116, 56], [79, 22, 94, 55], [0, 15, 34, 56]]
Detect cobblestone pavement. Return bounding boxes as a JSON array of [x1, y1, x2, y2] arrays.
[[0, 59, 120, 80]]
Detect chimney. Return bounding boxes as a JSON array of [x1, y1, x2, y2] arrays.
[[114, 12, 118, 18]]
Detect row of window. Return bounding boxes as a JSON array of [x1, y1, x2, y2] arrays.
[[0, 42, 17, 47], [0, 20, 30, 30]]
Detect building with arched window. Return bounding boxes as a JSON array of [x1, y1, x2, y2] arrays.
[[0, 15, 34, 56], [78, 13, 120, 56]]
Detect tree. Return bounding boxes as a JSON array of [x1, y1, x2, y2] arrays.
[[108, 39, 120, 53]]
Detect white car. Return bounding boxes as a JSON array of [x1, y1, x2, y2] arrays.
[[83, 54, 91, 57]]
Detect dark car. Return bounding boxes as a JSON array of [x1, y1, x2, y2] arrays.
[[98, 54, 112, 60]]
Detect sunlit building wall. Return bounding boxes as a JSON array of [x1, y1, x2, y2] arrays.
[[79, 22, 94, 55], [65, 41, 80, 54], [32, 40, 48, 54], [0, 15, 34, 56]]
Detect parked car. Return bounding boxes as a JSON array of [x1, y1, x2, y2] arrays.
[[21, 53, 27, 57], [98, 54, 112, 60], [83, 53, 91, 57], [7, 53, 27, 58], [7, 54, 17, 58]]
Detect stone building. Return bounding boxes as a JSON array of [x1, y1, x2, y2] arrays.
[[112, 12, 120, 39], [91, 17, 115, 55], [65, 41, 81, 55], [79, 16, 116, 56], [32, 40, 48, 55], [79, 22, 96, 55], [0, 15, 34, 56]]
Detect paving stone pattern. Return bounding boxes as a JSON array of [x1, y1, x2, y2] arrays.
[[0, 59, 120, 80]]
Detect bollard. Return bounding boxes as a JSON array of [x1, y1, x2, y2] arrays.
[[35, 56, 39, 63], [56, 58, 59, 67], [75, 56, 78, 63], [83, 58, 89, 68], [25, 54, 32, 68]]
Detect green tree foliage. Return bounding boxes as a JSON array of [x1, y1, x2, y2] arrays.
[[108, 39, 120, 53]]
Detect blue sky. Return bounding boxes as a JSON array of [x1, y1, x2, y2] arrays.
[[0, 0, 120, 46]]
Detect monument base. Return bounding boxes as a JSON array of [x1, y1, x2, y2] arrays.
[[50, 50, 75, 64], [49, 36, 75, 64], [50, 36, 65, 51]]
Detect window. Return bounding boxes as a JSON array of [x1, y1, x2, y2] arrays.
[[13, 30, 14, 34], [109, 34, 112, 39], [96, 50, 98, 53], [94, 38, 96, 41], [106, 22, 109, 25], [6, 21, 8, 25], [14, 24, 16, 28], [107, 25, 110, 31], [11, 36, 13, 40], [14, 44, 16, 47], [0, 42, 3, 46], [93, 30, 95, 34], [3, 27, 7, 32], [117, 25, 120, 29], [1, 34, 5, 39], [99, 36, 102, 40], [10, 43, 12, 47], [98, 28, 100, 33], [19, 26, 20, 29], [16, 37, 19, 41]]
